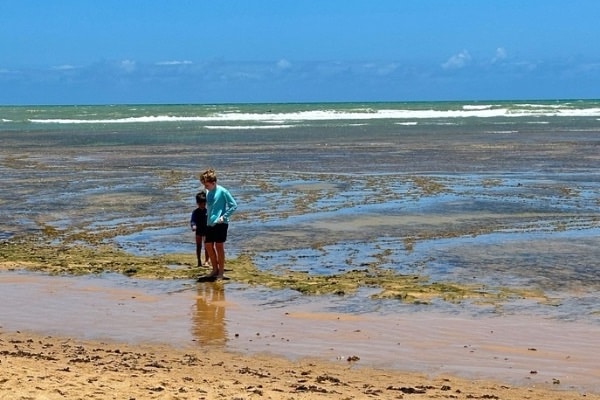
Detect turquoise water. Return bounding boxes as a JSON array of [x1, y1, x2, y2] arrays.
[[1, 100, 599, 322], [3, 99, 600, 134]]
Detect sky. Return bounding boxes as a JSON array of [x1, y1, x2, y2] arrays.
[[1, 0, 600, 105]]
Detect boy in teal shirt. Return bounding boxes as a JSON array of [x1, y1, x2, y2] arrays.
[[199, 169, 237, 280]]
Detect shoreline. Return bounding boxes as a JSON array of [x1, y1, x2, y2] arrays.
[[1, 329, 597, 400], [2, 271, 600, 399]]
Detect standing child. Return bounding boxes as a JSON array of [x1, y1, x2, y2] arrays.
[[190, 191, 209, 267], [200, 168, 237, 280]]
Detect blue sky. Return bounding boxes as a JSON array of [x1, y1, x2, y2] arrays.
[[1, 0, 599, 105]]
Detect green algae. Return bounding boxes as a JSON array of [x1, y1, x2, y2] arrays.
[[0, 238, 197, 279], [1, 235, 547, 306], [409, 176, 447, 195]]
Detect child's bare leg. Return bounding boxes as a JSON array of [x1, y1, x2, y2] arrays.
[[210, 242, 217, 267], [196, 246, 202, 266], [205, 242, 218, 276], [195, 236, 203, 267], [215, 242, 225, 277], [203, 236, 210, 266]]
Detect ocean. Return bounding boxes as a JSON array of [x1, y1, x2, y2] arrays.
[[2, 100, 600, 389], [1, 100, 599, 315]]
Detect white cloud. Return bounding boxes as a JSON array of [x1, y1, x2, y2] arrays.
[[492, 47, 507, 63], [6, 54, 600, 104], [442, 50, 471, 69], [52, 64, 78, 70], [119, 59, 137, 73], [276, 59, 292, 70], [155, 60, 193, 66]]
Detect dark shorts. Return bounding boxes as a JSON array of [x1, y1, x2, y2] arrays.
[[205, 223, 228, 243]]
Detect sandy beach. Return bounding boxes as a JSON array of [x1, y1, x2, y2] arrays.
[[2, 272, 600, 400], [2, 328, 598, 400]]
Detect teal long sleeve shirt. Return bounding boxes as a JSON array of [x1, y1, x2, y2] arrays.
[[206, 184, 237, 226]]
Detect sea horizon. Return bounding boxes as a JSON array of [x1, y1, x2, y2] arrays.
[[3, 98, 600, 127], [0, 97, 600, 107]]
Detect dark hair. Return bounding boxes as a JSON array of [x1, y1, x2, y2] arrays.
[[195, 191, 206, 203]]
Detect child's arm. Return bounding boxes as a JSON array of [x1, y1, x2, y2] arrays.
[[190, 212, 197, 231], [220, 190, 238, 223]]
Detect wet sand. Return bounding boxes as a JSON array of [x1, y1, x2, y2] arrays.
[[3, 329, 598, 400], [1, 272, 600, 399]]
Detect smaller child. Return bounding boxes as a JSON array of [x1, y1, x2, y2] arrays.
[[190, 191, 209, 267]]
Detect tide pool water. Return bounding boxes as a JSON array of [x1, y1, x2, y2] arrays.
[[1, 100, 599, 322]]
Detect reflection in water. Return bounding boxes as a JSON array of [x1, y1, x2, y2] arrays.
[[192, 283, 226, 345]]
